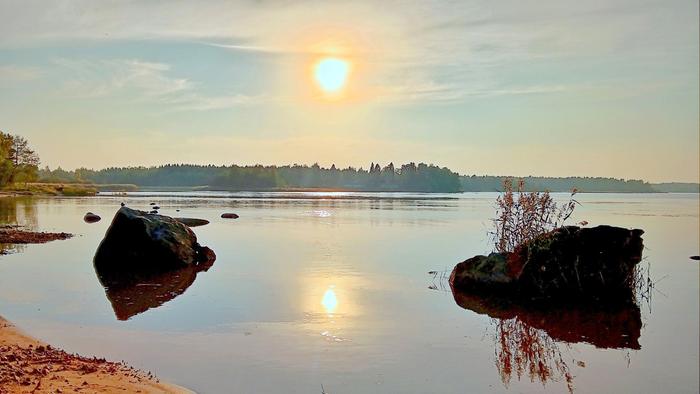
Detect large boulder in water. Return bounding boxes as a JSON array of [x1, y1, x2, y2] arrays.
[[94, 207, 215, 282], [450, 225, 644, 300]]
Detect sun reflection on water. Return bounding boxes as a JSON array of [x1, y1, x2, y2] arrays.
[[321, 286, 338, 314], [302, 273, 364, 343]]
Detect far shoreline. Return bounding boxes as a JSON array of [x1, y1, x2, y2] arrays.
[[2, 179, 699, 198]]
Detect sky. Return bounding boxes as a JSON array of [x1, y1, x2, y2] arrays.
[[0, 0, 698, 182]]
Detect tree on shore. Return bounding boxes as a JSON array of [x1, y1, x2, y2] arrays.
[[0, 132, 40, 186]]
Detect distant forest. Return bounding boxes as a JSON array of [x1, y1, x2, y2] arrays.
[[37, 163, 699, 193], [460, 176, 699, 193], [39, 163, 463, 192]]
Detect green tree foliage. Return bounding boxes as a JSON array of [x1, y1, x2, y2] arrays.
[[38, 162, 463, 192], [0, 132, 40, 186], [35, 163, 678, 193], [0, 133, 14, 185]]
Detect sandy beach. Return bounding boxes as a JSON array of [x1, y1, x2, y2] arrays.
[[0, 316, 191, 393]]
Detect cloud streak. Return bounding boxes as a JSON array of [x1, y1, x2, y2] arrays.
[[51, 57, 264, 111], [0, 64, 42, 82]]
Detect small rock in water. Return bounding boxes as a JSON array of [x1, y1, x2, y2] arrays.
[[691, 256, 700, 261], [149, 202, 156, 206], [175, 218, 210, 227], [120, 202, 125, 207], [149, 210, 158, 214], [221, 213, 239, 219], [153, 206, 160, 210], [83, 212, 101, 223]]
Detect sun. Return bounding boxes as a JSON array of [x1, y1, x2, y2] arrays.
[[314, 57, 350, 94]]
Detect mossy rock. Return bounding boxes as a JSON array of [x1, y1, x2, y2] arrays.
[[451, 225, 644, 300]]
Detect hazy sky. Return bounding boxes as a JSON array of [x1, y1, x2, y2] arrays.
[[0, 0, 698, 182]]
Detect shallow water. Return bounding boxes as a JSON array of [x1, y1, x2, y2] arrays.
[[0, 192, 697, 393]]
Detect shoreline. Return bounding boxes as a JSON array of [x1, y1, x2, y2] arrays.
[[0, 316, 192, 393], [0, 223, 193, 392], [4, 185, 699, 197]]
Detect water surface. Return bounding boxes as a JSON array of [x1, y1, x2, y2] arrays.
[[0, 192, 697, 393]]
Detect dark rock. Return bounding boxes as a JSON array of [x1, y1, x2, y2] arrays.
[[149, 210, 158, 214], [450, 225, 644, 300], [175, 218, 210, 227], [221, 213, 239, 219], [93, 207, 215, 284], [691, 256, 700, 261], [153, 206, 160, 210], [83, 212, 101, 223], [120, 202, 125, 207], [149, 202, 156, 205]]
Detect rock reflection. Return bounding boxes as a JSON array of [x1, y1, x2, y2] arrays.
[[450, 285, 642, 393], [94, 259, 214, 321]]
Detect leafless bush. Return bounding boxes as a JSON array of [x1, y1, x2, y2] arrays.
[[492, 179, 580, 253]]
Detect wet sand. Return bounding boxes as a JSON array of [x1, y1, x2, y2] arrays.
[[0, 316, 191, 393]]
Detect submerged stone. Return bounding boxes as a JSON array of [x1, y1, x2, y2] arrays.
[[175, 217, 210, 227], [450, 225, 644, 300]]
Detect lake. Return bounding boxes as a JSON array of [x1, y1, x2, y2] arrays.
[[0, 192, 697, 393]]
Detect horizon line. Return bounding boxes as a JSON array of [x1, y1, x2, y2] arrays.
[[40, 162, 700, 185]]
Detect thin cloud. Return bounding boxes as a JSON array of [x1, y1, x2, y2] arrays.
[[0, 65, 42, 82], [52, 57, 264, 110]]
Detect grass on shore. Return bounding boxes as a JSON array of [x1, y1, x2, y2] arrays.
[[2, 182, 138, 196]]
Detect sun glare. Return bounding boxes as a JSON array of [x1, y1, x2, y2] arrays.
[[321, 286, 338, 314], [314, 57, 350, 94]]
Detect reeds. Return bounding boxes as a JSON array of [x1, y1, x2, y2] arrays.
[[492, 179, 579, 253]]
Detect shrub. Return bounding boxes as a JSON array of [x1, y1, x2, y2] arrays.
[[492, 179, 578, 253]]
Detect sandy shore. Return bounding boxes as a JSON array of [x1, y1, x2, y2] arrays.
[[0, 206, 191, 392], [0, 317, 192, 393]]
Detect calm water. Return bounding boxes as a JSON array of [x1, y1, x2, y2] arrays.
[[0, 192, 697, 393]]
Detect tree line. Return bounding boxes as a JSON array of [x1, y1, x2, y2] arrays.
[[36, 162, 688, 193], [460, 175, 659, 193], [39, 162, 464, 192], [0, 132, 40, 186], [0, 130, 683, 193]]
